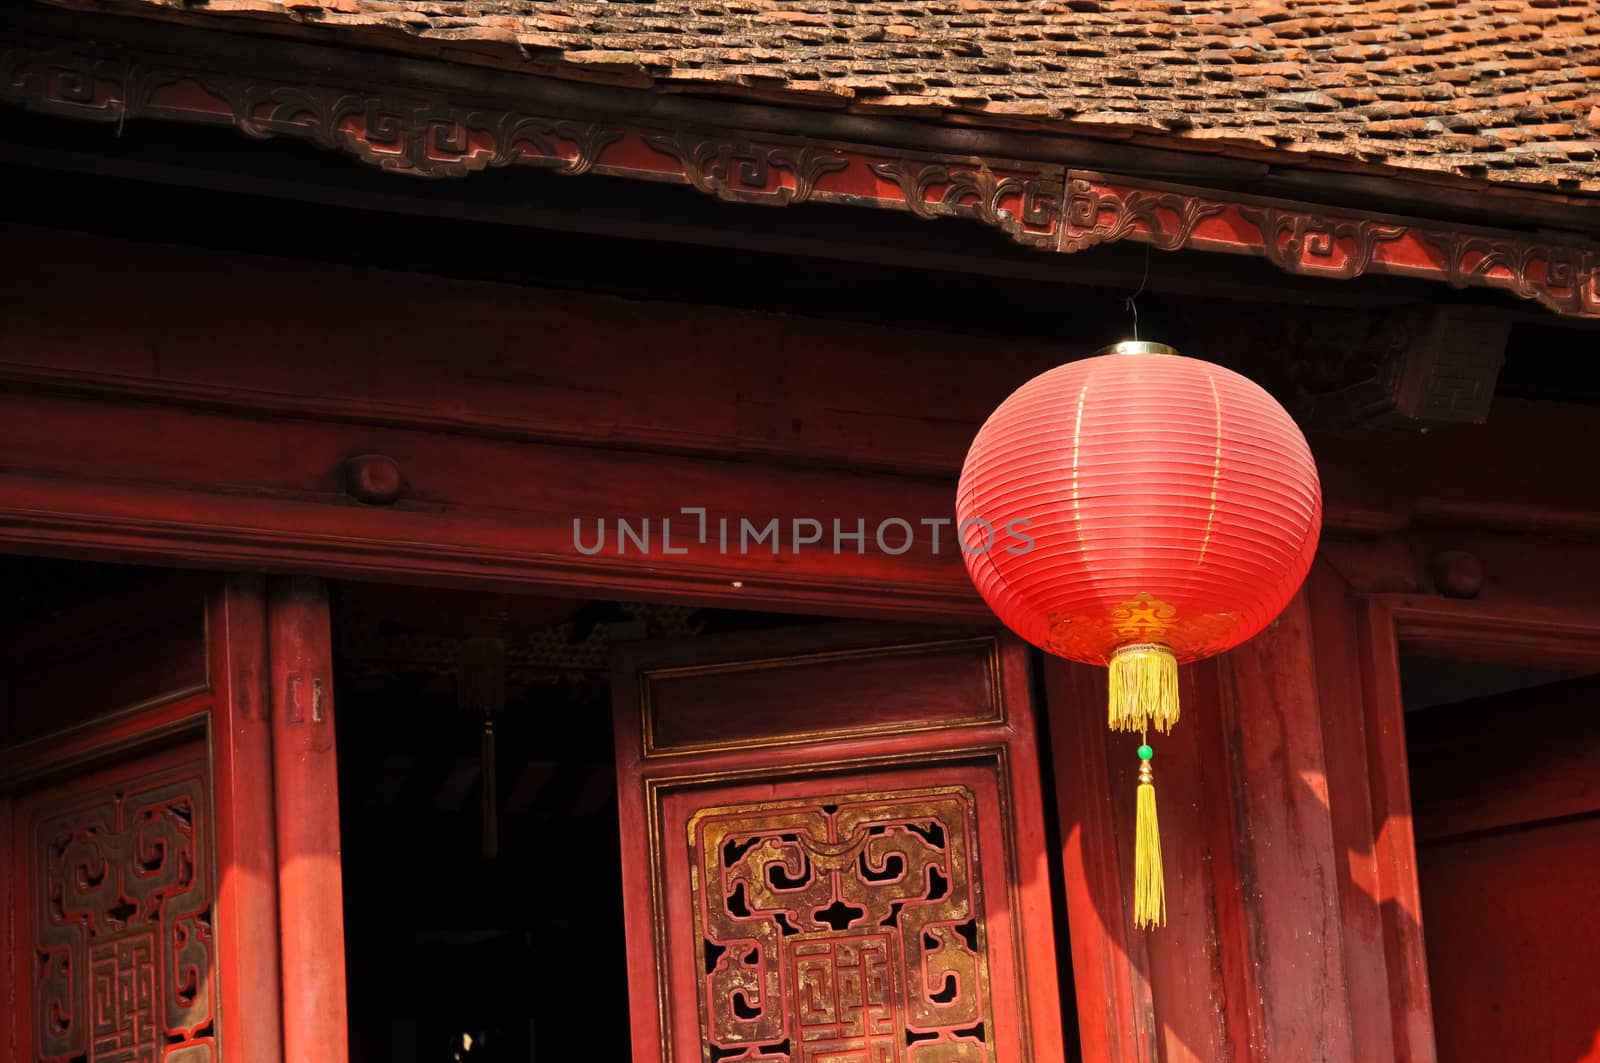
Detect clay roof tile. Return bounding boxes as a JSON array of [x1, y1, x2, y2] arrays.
[[55, 0, 1600, 193]]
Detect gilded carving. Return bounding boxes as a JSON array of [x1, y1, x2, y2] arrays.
[[32, 768, 216, 1061], [690, 788, 993, 1062]]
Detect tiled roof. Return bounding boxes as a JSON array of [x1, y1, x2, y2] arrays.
[[60, 0, 1600, 193]]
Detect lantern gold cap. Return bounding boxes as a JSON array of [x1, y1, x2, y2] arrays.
[[1098, 340, 1180, 357]]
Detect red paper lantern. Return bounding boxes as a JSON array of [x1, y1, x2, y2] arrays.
[[956, 341, 1322, 927]]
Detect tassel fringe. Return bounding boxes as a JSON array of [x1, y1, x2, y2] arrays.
[[1134, 753, 1166, 929], [1109, 643, 1179, 734]]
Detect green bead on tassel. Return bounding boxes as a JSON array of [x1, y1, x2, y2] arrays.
[[1134, 742, 1166, 930]]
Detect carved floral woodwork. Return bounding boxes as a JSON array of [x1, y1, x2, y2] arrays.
[[2, 28, 1595, 318], [692, 789, 993, 1063], [26, 759, 216, 1062]]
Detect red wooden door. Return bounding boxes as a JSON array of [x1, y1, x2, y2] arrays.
[[1407, 674, 1600, 1063], [612, 623, 1065, 1063], [0, 574, 348, 1063]]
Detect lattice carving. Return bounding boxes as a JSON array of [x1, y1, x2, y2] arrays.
[[690, 788, 992, 1063], [31, 767, 216, 1062]]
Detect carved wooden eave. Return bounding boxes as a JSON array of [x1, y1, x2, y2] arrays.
[[4, 22, 1598, 320]]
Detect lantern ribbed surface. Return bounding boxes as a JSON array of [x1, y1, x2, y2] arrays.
[[956, 350, 1322, 665]]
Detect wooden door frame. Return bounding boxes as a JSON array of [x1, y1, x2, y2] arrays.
[[0, 575, 347, 1063], [1351, 594, 1600, 1063]]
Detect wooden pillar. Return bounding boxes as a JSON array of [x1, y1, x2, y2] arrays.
[[210, 576, 286, 1063], [1048, 659, 1245, 1063], [1047, 660, 1157, 1063], [1205, 588, 1360, 1061], [268, 576, 349, 1063], [1049, 560, 1410, 1063]]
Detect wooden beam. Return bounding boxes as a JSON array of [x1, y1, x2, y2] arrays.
[[0, 222, 1064, 478], [4, 224, 1598, 500], [1, 226, 1597, 616]]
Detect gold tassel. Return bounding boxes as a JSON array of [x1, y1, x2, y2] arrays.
[[1134, 742, 1166, 929], [1108, 643, 1179, 734]]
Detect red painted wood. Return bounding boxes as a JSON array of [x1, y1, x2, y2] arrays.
[[642, 634, 1001, 752], [0, 222, 1598, 1063], [1212, 595, 1357, 1061], [612, 624, 1063, 1063], [0, 223, 1065, 478], [1409, 676, 1600, 843], [210, 576, 286, 1063], [1044, 660, 1155, 1063], [0, 577, 333, 1062], [9, 739, 219, 1061], [0, 690, 212, 789], [0, 576, 207, 745], [267, 577, 349, 1063], [1343, 592, 1600, 1063], [1306, 563, 1398, 1063], [0, 389, 982, 619], [1042, 661, 1266, 1063], [1047, 570, 1424, 1063], [1355, 599, 1437, 1063], [3, 34, 1596, 318], [1419, 821, 1600, 1063], [3, 228, 1600, 622], [1145, 660, 1244, 1063], [1409, 674, 1600, 1063]]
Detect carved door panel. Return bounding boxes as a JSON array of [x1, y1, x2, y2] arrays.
[[613, 624, 1064, 1063], [11, 740, 218, 1063], [1, 574, 347, 1063]]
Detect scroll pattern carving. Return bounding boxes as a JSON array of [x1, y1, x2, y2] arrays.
[[691, 788, 992, 1063], [643, 134, 849, 206], [0, 46, 621, 180], [1238, 207, 1409, 279], [871, 161, 1061, 248], [1420, 229, 1598, 317], [1061, 173, 1598, 318], [1060, 177, 1225, 253], [1, 31, 1596, 317], [31, 768, 216, 1062]]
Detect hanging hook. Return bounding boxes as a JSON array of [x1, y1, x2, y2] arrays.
[[1125, 244, 1151, 342]]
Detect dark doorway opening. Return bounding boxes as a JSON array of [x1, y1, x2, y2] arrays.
[[331, 583, 824, 1062]]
